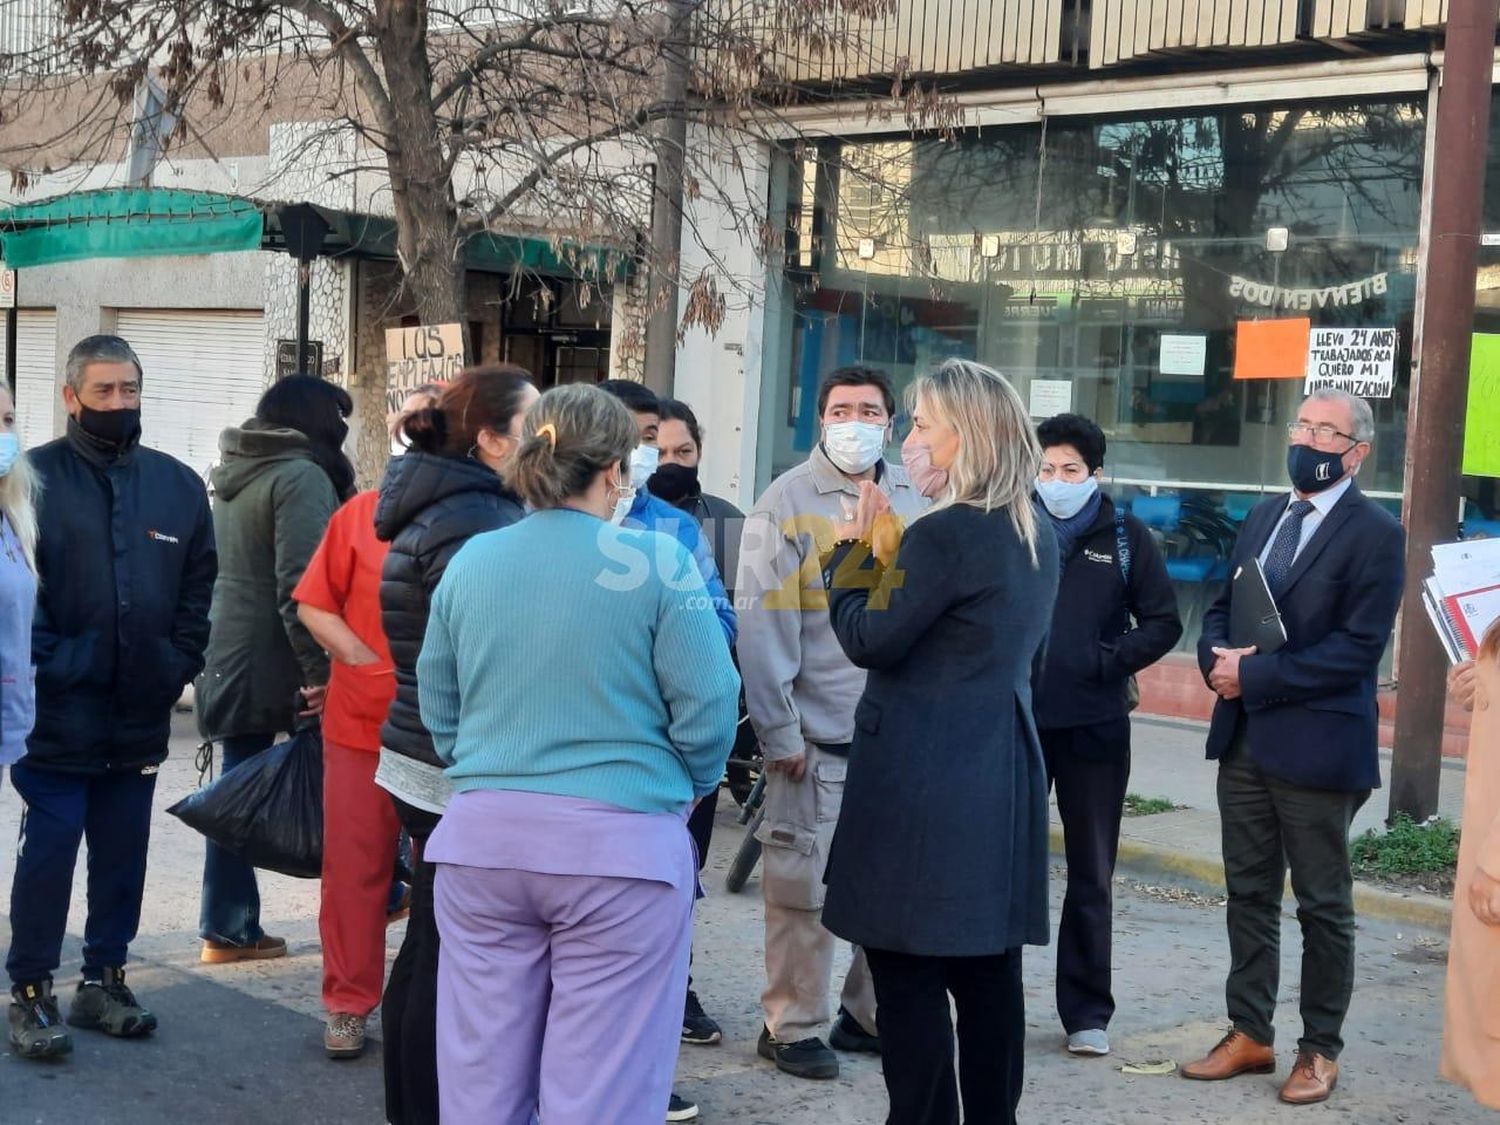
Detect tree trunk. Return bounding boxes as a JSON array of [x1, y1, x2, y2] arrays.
[[375, 0, 466, 335]]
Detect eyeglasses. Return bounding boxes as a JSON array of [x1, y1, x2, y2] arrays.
[[1286, 422, 1358, 445]]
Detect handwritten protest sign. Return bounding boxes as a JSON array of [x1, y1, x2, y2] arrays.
[[385, 324, 464, 412], [1464, 333, 1500, 478], [1302, 326, 1397, 398]]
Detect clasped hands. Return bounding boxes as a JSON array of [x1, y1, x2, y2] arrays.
[[1208, 645, 1256, 700], [831, 480, 901, 569]]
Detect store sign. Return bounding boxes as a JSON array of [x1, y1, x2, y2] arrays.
[[1230, 271, 1389, 311], [1303, 326, 1397, 399], [0, 266, 14, 310], [385, 323, 464, 411]]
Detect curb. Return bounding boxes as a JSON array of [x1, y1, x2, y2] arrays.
[[1048, 824, 1454, 932]]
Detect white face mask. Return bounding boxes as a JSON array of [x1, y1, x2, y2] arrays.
[[610, 483, 637, 525], [823, 421, 887, 475], [629, 444, 659, 489], [1036, 477, 1099, 520]]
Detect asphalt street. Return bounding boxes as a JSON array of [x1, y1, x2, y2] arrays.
[[0, 715, 1486, 1124]]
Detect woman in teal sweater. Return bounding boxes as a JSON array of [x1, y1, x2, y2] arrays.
[[418, 383, 739, 1124]]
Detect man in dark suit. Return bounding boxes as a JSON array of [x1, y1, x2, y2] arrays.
[[1180, 388, 1405, 1106]]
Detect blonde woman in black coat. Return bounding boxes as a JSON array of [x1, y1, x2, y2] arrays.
[[821, 358, 1057, 1125]]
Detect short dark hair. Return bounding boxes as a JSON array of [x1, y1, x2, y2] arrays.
[[656, 398, 703, 449], [597, 379, 660, 417], [1036, 413, 1106, 473], [816, 365, 896, 420]]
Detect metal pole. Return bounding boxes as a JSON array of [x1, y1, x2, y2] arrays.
[[296, 262, 312, 376], [1389, 8, 1498, 823], [4, 282, 16, 396], [642, 0, 691, 395]]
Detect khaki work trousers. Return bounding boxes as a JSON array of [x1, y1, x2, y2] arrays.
[[757, 742, 878, 1042]]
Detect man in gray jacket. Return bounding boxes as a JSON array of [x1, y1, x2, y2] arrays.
[[737, 366, 927, 1080]]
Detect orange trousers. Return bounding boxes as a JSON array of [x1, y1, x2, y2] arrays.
[[320, 739, 401, 1016]]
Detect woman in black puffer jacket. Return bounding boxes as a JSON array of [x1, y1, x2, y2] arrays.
[[374, 364, 537, 1125]]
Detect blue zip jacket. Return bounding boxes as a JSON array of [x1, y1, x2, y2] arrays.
[[623, 488, 736, 646]]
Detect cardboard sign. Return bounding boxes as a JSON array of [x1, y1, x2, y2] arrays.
[[1302, 326, 1397, 399], [1233, 318, 1310, 380], [1464, 333, 1500, 478], [385, 323, 464, 412]]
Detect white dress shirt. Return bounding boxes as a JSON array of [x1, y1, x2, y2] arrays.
[[1257, 475, 1354, 570]]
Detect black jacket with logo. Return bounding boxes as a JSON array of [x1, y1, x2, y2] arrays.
[[1033, 494, 1182, 733], [27, 421, 216, 773], [375, 451, 525, 769]]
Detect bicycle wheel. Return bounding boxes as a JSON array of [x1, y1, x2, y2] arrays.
[[724, 809, 764, 894]]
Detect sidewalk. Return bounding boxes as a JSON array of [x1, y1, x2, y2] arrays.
[[1074, 713, 1468, 929]]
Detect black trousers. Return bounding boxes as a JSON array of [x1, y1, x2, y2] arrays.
[[1218, 738, 1368, 1059], [1039, 719, 1131, 1035], [864, 946, 1025, 1125], [382, 798, 442, 1125]]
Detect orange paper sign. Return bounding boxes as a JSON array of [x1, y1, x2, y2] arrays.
[[1233, 318, 1311, 380]]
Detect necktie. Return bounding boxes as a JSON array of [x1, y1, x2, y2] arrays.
[[1262, 500, 1315, 591]]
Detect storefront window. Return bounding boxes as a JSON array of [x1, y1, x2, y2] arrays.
[[762, 97, 1426, 649]]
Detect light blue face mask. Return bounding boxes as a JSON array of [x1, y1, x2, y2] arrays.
[[1036, 476, 1098, 520], [0, 432, 18, 478]]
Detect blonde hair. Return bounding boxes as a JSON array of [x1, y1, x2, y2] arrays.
[[907, 359, 1042, 564], [0, 386, 39, 573], [505, 384, 637, 510]]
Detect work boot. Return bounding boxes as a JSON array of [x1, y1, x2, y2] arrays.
[[68, 967, 157, 1037], [758, 1025, 839, 1079], [682, 989, 722, 1046], [201, 935, 288, 964], [8, 980, 72, 1060]]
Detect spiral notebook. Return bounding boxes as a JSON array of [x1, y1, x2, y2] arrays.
[[1426, 578, 1500, 663]]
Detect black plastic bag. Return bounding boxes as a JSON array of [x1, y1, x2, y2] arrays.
[[167, 727, 324, 879]]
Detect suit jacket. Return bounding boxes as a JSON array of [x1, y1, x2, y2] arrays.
[[1198, 481, 1404, 792]]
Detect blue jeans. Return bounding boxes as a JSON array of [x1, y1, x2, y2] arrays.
[[6, 760, 158, 984], [199, 733, 273, 946]]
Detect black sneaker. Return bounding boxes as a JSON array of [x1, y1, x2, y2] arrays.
[[828, 1006, 881, 1054], [666, 1092, 700, 1121], [757, 1024, 839, 1080], [68, 967, 157, 1038], [682, 989, 722, 1046], [8, 980, 72, 1060]]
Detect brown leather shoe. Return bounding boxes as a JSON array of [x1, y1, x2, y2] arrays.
[[1279, 1050, 1338, 1104], [1180, 1029, 1276, 1080]]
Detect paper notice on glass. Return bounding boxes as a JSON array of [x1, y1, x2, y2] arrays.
[[1159, 334, 1207, 378], [1028, 378, 1073, 418]]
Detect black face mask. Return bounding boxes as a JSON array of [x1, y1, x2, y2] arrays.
[[76, 405, 142, 450], [1287, 443, 1352, 494], [648, 462, 700, 504]]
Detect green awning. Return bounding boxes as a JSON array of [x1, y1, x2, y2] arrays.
[[0, 189, 263, 267], [0, 187, 630, 280]]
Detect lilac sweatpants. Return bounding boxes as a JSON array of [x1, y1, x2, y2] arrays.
[[433, 861, 694, 1124]]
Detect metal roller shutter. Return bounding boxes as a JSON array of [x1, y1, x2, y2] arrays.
[[116, 309, 266, 481], [0, 309, 59, 450]]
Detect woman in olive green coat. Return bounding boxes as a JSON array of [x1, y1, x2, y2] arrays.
[[195, 375, 353, 962]]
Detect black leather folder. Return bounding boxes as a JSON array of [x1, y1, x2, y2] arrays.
[[1229, 558, 1287, 654]]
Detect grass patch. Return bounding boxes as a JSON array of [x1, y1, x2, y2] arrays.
[[1351, 814, 1459, 878], [1122, 793, 1180, 817]]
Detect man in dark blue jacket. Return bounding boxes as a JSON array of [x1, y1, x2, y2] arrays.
[[6, 335, 215, 1062], [1181, 388, 1404, 1106]]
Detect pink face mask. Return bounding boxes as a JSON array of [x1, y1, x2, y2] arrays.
[[902, 441, 949, 499]]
